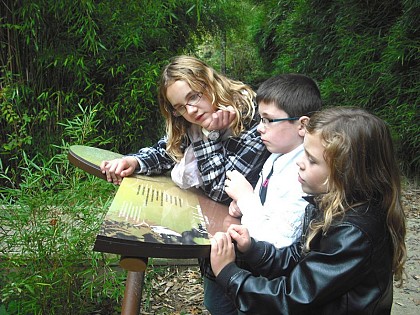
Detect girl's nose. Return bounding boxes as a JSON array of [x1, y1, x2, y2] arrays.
[[296, 159, 304, 169], [185, 104, 198, 115]]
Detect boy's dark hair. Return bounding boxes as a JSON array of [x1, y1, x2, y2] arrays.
[[256, 74, 322, 118]]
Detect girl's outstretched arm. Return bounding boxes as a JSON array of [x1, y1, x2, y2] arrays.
[[100, 156, 138, 185]]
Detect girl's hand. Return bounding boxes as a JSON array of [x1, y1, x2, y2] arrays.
[[206, 106, 236, 131], [225, 170, 253, 201], [210, 232, 236, 277], [100, 157, 138, 185], [228, 224, 252, 253], [228, 200, 243, 218]]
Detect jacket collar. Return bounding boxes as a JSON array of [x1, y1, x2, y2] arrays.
[[303, 195, 316, 205]]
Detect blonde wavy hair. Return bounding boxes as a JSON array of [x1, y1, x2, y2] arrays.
[[158, 55, 256, 161], [304, 107, 406, 285]]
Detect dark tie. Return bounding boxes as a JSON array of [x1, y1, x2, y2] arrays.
[[259, 165, 274, 205]]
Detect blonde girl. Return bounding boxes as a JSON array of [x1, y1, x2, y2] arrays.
[[158, 55, 256, 161], [101, 55, 270, 204]]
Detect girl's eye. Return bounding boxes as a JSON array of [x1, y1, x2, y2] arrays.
[[304, 152, 316, 164], [189, 93, 199, 102], [308, 157, 316, 164]]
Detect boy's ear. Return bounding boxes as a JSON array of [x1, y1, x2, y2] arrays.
[[298, 116, 309, 137]]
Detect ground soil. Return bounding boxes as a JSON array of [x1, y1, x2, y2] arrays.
[[140, 181, 420, 315]]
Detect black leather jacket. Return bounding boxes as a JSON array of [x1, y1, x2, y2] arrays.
[[215, 198, 394, 314]]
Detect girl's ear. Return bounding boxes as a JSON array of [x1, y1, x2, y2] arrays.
[[298, 116, 309, 137]]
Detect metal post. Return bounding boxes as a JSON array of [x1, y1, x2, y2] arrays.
[[120, 257, 148, 315]]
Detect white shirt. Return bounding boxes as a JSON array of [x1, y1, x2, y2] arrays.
[[238, 144, 307, 248]]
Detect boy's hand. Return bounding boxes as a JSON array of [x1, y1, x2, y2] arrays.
[[225, 170, 253, 201], [228, 224, 252, 253], [100, 157, 138, 185], [228, 200, 243, 218], [210, 232, 236, 277]]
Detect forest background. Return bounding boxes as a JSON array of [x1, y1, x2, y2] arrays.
[[0, 0, 418, 314]]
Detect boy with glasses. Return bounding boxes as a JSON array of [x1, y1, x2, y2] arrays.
[[203, 74, 322, 315]]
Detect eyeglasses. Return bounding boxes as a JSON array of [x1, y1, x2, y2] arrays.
[[172, 92, 203, 117], [259, 116, 299, 126]]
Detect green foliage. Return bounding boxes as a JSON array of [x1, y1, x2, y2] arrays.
[[58, 102, 111, 147], [1, 0, 270, 188], [0, 106, 190, 314], [0, 148, 127, 313], [193, 1, 268, 85], [0, 106, 126, 313], [0, 0, 213, 188], [254, 0, 419, 175]]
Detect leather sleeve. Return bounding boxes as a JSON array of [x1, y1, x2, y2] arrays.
[[216, 224, 373, 314]]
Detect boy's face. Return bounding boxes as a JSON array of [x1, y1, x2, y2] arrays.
[[297, 131, 329, 195], [257, 101, 305, 154]]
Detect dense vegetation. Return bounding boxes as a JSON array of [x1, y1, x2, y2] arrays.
[[255, 0, 419, 174], [1, 0, 418, 313]]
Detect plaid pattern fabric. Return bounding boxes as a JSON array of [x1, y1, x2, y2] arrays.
[[193, 121, 269, 204], [129, 137, 176, 174], [130, 118, 270, 204]]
